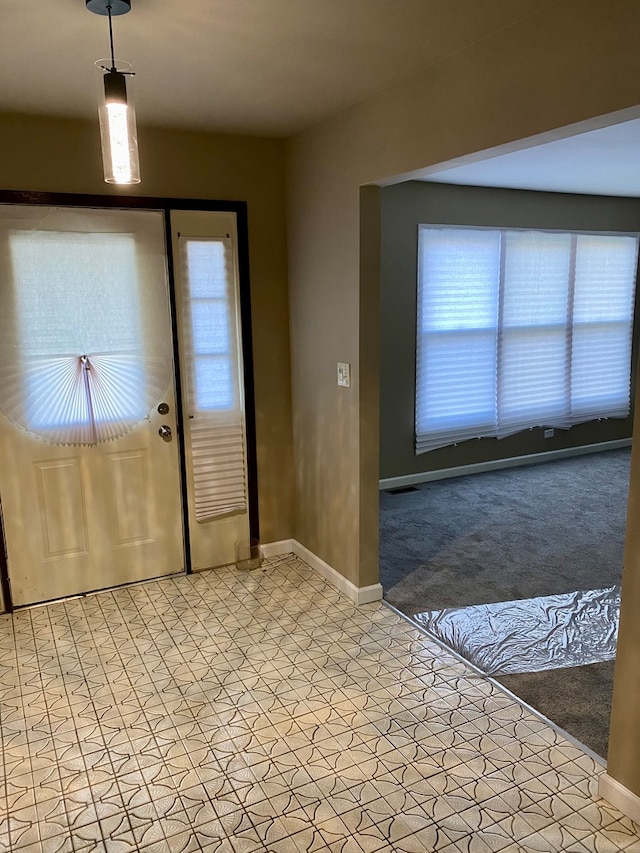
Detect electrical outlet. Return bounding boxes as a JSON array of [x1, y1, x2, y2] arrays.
[[544, 428, 555, 439], [337, 362, 351, 388]]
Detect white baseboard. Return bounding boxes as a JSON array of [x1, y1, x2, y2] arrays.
[[380, 438, 632, 491], [262, 539, 382, 605], [260, 539, 294, 558], [292, 540, 383, 605], [599, 773, 640, 825]]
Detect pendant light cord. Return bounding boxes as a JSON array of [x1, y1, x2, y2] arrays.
[[107, 3, 116, 70], [97, 2, 134, 78]]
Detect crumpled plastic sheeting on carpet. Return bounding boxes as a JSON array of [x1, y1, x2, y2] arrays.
[[414, 586, 620, 676]]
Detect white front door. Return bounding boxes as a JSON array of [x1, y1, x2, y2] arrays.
[[0, 205, 184, 606]]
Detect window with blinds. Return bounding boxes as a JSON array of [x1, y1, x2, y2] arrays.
[[415, 226, 639, 454], [179, 237, 247, 521], [0, 208, 174, 446], [10, 232, 145, 438]]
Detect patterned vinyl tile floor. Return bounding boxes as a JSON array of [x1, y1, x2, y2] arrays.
[[0, 553, 638, 852]]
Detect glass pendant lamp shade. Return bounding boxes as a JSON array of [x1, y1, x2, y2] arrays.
[[97, 61, 140, 184], [87, 0, 140, 184]]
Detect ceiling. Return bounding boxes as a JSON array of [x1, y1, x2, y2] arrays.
[[420, 117, 640, 198], [4, 0, 633, 196], [1, 0, 548, 137]]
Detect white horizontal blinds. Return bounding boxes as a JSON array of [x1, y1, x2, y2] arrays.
[[571, 234, 638, 422], [0, 208, 173, 445], [416, 226, 638, 455], [416, 227, 499, 453], [498, 231, 573, 436], [180, 237, 247, 522]]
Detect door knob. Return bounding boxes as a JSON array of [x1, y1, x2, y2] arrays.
[[158, 425, 172, 442]]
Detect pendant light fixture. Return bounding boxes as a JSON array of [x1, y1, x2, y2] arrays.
[[86, 0, 140, 184]]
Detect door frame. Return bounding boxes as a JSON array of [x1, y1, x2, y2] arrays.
[[0, 189, 260, 613]]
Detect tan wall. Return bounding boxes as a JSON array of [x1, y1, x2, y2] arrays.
[[0, 112, 294, 546], [287, 0, 640, 792]]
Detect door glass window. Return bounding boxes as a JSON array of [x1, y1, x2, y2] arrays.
[[0, 205, 173, 445], [11, 230, 145, 433]]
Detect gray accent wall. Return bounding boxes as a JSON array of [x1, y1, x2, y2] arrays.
[[380, 181, 640, 480]]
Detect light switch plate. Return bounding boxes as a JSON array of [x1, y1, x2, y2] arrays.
[[337, 362, 351, 387]]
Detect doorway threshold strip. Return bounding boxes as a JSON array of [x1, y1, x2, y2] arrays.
[[414, 585, 619, 676]]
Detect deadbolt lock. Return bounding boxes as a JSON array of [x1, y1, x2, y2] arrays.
[[158, 425, 172, 442], [157, 402, 170, 415]]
